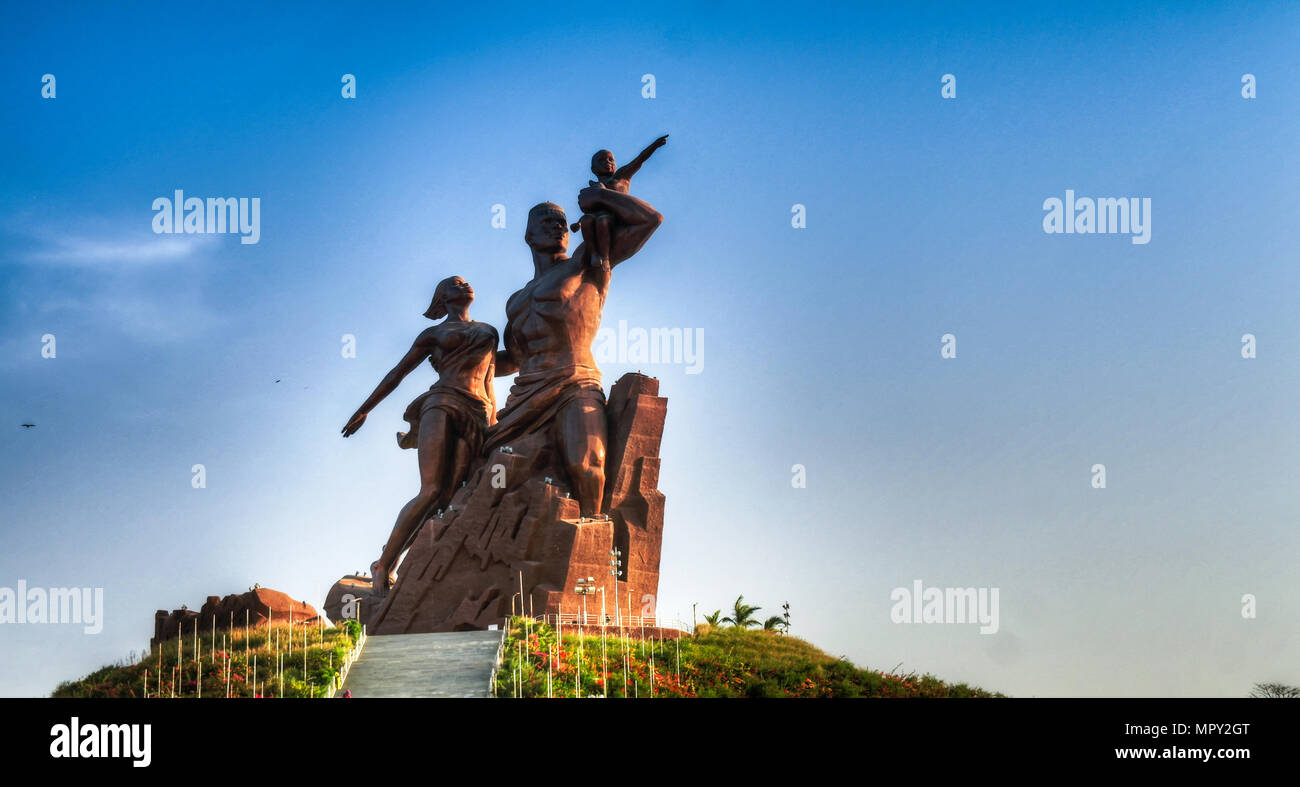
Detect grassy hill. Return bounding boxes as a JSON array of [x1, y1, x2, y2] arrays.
[[51, 619, 362, 698], [54, 615, 1000, 698], [495, 618, 1002, 698]]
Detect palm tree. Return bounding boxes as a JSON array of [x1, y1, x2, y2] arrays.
[[721, 595, 761, 629], [762, 615, 786, 632], [703, 609, 724, 627]]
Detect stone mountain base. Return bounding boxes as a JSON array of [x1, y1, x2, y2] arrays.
[[326, 373, 667, 635]]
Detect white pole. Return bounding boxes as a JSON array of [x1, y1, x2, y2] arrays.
[[601, 592, 608, 698]]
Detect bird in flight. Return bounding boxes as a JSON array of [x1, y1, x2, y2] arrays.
[[20, 423, 35, 429]]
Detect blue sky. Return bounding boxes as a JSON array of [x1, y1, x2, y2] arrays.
[[1, 1, 1298, 696]]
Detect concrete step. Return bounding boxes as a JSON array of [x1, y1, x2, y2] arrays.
[[341, 630, 504, 698]]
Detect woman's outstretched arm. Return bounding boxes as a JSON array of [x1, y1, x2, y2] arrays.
[[342, 329, 436, 436]]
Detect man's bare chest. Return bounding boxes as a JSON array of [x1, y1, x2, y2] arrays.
[[507, 263, 601, 322]]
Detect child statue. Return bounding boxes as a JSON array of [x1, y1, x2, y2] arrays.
[[571, 134, 668, 270]]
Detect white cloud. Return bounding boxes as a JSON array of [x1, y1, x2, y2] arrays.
[[2, 222, 225, 345], [22, 234, 211, 267]]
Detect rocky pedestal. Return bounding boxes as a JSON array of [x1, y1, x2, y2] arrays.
[[323, 574, 378, 625], [330, 372, 667, 634], [152, 587, 320, 648]]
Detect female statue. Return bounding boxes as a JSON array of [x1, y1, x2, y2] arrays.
[[342, 276, 498, 594]]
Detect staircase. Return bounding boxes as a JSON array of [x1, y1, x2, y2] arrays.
[[339, 629, 505, 698]]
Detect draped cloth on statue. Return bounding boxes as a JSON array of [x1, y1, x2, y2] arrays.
[[482, 364, 604, 454], [397, 385, 491, 451]]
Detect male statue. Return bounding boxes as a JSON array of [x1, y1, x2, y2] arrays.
[[488, 175, 664, 518]]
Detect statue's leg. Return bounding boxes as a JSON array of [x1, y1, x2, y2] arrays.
[[594, 213, 613, 268], [374, 407, 451, 594], [445, 423, 475, 502], [556, 393, 607, 518], [578, 213, 603, 267]]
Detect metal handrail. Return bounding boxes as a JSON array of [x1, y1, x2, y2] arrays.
[[533, 612, 689, 633], [328, 625, 367, 698]]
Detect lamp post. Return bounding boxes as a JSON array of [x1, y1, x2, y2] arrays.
[[575, 577, 596, 625], [609, 549, 623, 627]]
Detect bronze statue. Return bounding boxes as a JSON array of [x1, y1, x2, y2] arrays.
[[329, 139, 670, 631], [342, 276, 499, 594], [486, 150, 665, 517], [570, 135, 668, 270]]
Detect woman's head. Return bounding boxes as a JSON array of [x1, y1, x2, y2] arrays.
[[423, 276, 474, 319]]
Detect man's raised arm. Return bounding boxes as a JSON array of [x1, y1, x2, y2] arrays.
[[576, 186, 663, 268]]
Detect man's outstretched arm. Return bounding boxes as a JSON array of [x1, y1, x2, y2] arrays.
[[577, 186, 663, 268]]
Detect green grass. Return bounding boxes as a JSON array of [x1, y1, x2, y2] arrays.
[[495, 618, 1003, 698], [52, 619, 362, 698]]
